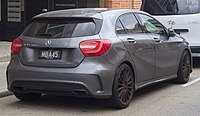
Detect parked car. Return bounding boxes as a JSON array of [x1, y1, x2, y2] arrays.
[[141, 0, 200, 57], [7, 8, 192, 109]]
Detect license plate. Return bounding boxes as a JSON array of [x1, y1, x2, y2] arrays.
[[39, 49, 62, 59]]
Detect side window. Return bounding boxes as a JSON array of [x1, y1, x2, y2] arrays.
[[137, 13, 167, 35], [7, 0, 21, 22], [116, 19, 126, 34], [116, 13, 142, 34]]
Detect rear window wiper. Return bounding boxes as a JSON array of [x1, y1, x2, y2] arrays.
[[35, 33, 52, 38]]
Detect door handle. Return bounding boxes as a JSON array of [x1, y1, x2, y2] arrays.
[[127, 38, 136, 43], [154, 38, 161, 43]]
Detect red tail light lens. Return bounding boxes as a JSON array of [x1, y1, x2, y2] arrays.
[[80, 39, 112, 57], [11, 38, 24, 55]]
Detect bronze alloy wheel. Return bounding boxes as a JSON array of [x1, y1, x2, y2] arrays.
[[109, 64, 134, 109], [182, 51, 191, 81], [175, 50, 191, 84], [118, 67, 134, 105]]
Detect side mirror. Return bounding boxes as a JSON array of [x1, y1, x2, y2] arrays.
[[168, 28, 176, 37]]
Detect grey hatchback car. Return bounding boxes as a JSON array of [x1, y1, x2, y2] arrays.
[[7, 8, 192, 109]]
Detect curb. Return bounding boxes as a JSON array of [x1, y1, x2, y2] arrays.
[[0, 91, 13, 98]]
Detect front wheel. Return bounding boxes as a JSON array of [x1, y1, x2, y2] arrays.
[[108, 64, 134, 109], [175, 50, 191, 84]]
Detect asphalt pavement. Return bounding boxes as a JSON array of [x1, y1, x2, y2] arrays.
[[0, 67, 200, 115]]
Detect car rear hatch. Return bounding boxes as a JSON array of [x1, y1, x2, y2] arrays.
[[18, 17, 102, 68]]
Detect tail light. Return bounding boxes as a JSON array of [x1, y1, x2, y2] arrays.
[[80, 39, 112, 57], [11, 38, 24, 55]]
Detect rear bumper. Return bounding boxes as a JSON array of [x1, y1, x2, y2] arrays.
[[7, 56, 117, 99], [190, 46, 200, 57], [11, 81, 94, 97], [191, 53, 200, 57]]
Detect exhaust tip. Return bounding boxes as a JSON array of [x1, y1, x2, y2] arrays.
[[73, 89, 88, 95]]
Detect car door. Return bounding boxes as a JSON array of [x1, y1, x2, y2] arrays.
[[116, 13, 156, 83], [137, 13, 179, 78]]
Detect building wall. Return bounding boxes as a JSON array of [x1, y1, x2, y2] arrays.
[[133, 0, 142, 9], [100, 0, 142, 9]]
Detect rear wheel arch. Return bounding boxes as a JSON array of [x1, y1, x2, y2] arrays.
[[184, 48, 191, 58]]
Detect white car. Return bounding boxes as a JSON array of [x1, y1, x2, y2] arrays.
[[141, 0, 200, 57]]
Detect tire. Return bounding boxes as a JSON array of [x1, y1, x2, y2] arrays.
[[14, 92, 41, 101], [175, 50, 191, 84], [108, 64, 134, 109]]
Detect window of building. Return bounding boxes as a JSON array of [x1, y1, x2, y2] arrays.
[[7, 0, 21, 22], [116, 14, 142, 34]]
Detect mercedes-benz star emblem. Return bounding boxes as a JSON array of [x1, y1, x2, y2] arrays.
[[45, 40, 51, 46]]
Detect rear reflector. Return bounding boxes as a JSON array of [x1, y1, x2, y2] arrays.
[[11, 38, 24, 55], [80, 39, 111, 57]]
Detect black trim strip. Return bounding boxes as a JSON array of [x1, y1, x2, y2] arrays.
[[174, 29, 189, 33]]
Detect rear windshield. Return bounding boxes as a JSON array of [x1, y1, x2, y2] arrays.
[[23, 18, 102, 38]]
